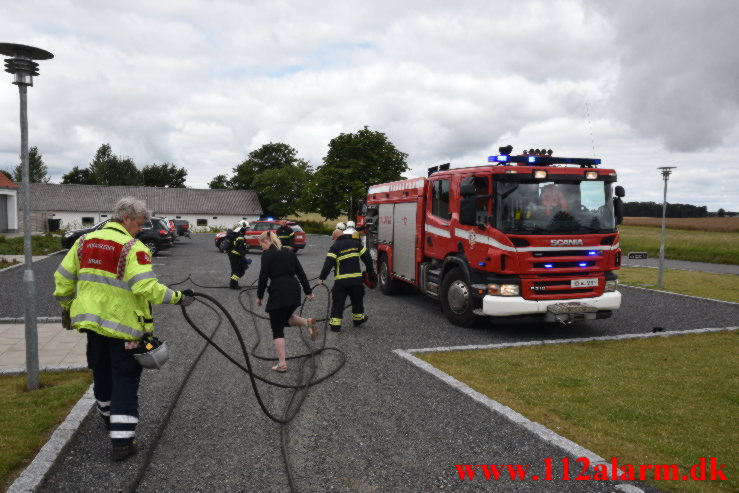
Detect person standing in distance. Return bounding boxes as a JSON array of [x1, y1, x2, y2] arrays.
[[256, 231, 317, 372], [275, 220, 296, 251], [226, 220, 252, 289], [318, 227, 375, 332], [53, 197, 194, 461]]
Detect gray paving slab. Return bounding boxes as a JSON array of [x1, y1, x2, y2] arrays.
[[5, 234, 736, 492]]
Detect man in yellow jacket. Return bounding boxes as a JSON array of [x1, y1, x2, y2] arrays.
[[53, 197, 194, 461]]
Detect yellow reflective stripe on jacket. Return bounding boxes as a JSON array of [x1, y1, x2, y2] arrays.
[[326, 252, 337, 258], [78, 272, 130, 291], [335, 272, 362, 280]]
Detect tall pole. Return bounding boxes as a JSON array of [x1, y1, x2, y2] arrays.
[[19, 83, 40, 389], [2, 42, 54, 391], [657, 167, 675, 289]]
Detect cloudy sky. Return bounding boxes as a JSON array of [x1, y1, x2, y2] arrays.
[[1, 0, 737, 211]]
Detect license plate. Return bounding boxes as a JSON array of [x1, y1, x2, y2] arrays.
[[571, 278, 598, 288]]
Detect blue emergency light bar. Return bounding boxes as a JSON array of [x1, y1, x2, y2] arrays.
[[488, 155, 601, 168]]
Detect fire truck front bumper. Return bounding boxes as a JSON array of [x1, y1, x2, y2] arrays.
[[479, 291, 622, 320]]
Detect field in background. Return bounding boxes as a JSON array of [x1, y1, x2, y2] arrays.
[[622, 216, 739, 232], [618, 225, 739, 265]]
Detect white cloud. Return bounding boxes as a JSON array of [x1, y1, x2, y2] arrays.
[[0, 0, 737, 211]]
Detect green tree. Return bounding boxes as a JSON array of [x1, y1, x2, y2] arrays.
[[89, 144, 141, 186], [61, 165, 95, 184], [231, 143, 306, 190], [717, 208, 726, 217], [141, 162, 187, 188], [231, 143, 313, 216], [13, 146, 50, 183], [208, 174, 231, 189], [251, 165, 312, 218], [310, 126, 408, 219]]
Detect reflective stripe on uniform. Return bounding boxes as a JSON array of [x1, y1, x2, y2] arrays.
[[352, 313, 365, 320], [56, 265, 76, 280], [326, 252, 337, 258], [55, 294, 75, 302], [111, 415, 139, 424], [329, 317, 342, 325], [335, 272, 362, 280], [78, 273, 130, 291], [110, 430, 136, 439], [72, 313, 147, 339], [128, 271, 157, 286], [162, 288, 176, 304], [337, 252, 360, 261]]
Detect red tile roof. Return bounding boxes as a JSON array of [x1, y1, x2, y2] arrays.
[[0, 174, 19, 189]]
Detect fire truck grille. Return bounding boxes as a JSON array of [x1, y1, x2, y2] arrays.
[[532, 250, 599, 257], [533, 261, 596, 269]]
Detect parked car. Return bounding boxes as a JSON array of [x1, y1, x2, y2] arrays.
[[60, 219, 110, 249], [214, 220, 307, 253], [138, 217, 174, 255], [154, 216, 178, 243], [171, 219, 191, 238], [61, 217, 173, 256]]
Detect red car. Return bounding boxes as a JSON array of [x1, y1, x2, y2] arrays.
[[215, 220, 307, 253]]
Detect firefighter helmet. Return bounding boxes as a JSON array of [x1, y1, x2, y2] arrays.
[[234, 220, 250, 233], [346, 220, 356, 229], [134, 337, 169, 369], [336, 222, 346, 231]]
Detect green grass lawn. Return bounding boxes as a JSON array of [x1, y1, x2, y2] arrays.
[[0, 371, 91, 490], [618, 225, 739, 265], [419, 331, 738, 493], [0, 234, 62, 256], [618, 267, 739, 303]]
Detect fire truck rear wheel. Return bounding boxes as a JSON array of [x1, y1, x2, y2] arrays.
[[440, 268, 480, 327], [379, 253, 403, 295]]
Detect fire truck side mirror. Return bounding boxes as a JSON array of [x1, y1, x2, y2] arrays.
[[614, 197, 624, 224], [459, 197, 477, 226], [614, 186, 625, 198]]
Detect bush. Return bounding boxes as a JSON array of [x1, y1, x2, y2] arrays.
[[297, 220, 334, 235]]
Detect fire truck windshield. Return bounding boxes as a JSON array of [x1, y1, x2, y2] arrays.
[[495, 179, 616, 234]]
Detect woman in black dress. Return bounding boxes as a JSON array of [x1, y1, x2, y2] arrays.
[[256, 231, 317, 372]]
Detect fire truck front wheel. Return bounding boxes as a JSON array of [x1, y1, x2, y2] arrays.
[[440, 268, 481, 327]]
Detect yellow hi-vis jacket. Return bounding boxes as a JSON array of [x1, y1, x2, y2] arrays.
[[53, 221, 182, 341]]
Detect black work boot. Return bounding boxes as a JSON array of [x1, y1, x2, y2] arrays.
[[353, 315, 369, 327], [101, 416, 110, 431], [111, 441, 138, 461], [229, 280, 240, 290], [329, 324, 342, 333]]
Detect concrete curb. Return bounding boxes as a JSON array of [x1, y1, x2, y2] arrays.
[[0, 317, 62, 324], [0, 363, 88, 376], [6, 384, 95, 493]]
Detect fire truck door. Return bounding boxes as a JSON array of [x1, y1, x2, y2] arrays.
[[392, 202, 417, 282]]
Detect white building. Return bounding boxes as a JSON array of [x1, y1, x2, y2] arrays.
[[17, 183, 262, 232], [0, 174, 19, 233]]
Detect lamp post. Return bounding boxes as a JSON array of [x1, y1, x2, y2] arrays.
[[657, 166, 676, 289], [1, 43, 54, 390]]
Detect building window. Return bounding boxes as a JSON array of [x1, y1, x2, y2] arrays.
[[197, 219, 208, 227], [176, 216, 181, 219], [212, 216, 217, 219], [82, 217, 95, 227], [101, 214, 108, 218]]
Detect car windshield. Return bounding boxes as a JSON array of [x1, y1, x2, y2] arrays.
[[290, 225, 303, 232], [496, 179, 616, 234]]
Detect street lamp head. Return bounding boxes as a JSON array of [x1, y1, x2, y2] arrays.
[[657, 166, 676, 180], [0, 43, 53, 87]]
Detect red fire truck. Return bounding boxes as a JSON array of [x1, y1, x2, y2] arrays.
[[360, 147, 625, 326]]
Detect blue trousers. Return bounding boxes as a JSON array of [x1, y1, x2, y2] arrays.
[[86, 331, 143, 446]]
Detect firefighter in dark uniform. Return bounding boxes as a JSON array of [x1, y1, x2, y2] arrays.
[[318, 227, 376, 332], [227, 220, 251, 289], [275, 220, 295, 251]]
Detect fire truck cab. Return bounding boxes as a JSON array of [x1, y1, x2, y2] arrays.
[[362, 148, 625, 327]]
